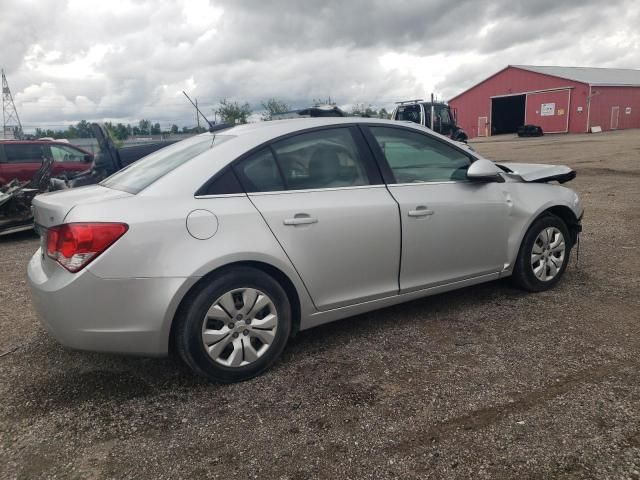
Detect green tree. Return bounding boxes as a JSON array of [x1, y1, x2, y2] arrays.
[[216, 99, 252, 125], [74, 120, 92, 138], [151, 122, 161, 135], [106, 122, 130, 141], [350, 103, 378, 118], [170, 124, 179, 134], [36, 127, 69, 138], [261, 98, 290, 121], [378, 108, 389, 119], [138, 119, 151, 135], [104, 122, 125, 147]]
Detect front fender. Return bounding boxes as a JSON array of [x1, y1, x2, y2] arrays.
[[504, 183, 582, 271]]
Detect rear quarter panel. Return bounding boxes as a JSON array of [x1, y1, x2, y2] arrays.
[[0, 161, 37, 184], [65, 192, 316, 324]]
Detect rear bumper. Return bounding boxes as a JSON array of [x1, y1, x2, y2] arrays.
[[27, 249, 197, 356]]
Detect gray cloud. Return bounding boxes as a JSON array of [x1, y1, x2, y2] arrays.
[[0, 0, 638, 130]]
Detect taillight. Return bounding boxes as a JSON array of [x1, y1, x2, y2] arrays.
[[46, 223, 128, 272]]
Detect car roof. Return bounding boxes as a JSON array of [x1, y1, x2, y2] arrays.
[[194, 117, 462, 155], [138, 116, 475, 197], [219, 117, 415, 138], [0, 139, 92, 154], [394, 101, 447, 107]]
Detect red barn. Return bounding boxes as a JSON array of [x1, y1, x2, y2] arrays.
[[448, 65, 640, 138]]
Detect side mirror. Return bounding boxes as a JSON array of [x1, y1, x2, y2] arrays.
[[467, 159, 504, 182], [84, 154, 93, 163]]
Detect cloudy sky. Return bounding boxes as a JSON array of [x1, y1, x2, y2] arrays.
[[1, 0, 639, 131]]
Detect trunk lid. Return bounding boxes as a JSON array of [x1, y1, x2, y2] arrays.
[[497, 162, 576, 183], [32, 184, 132, 228]]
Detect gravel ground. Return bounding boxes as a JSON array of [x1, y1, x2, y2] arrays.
[[1, 129, 639, 480]]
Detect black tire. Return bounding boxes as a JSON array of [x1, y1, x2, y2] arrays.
[[512, 214, 571, 292], [174, 266, 292, 383]]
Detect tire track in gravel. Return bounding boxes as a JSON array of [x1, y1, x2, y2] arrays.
[[386, 359, 639, 453]]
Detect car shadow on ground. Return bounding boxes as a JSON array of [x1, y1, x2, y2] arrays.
[[9, 276, 531, 416], [0, 228, 38, 243]]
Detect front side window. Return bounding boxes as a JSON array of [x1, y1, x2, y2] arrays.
[[102, 134, 233, 193], [271, 128, 369, 190], [50, 145, 85, 162], [439, 107, 452, 126], [369, 126, 470, 183], [4, 144, 45, 163]]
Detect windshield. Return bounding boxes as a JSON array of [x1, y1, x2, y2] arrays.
[[101, 134, 233, 193]]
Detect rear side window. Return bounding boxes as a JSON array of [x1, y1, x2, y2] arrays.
[[369, 126, 470, 183], [101, 134, 233, 194], [271, 128, 369, 190], [4, 144, 45, 163], [197, 166, 244, 196], [235, 148, 285, 193], [233, 128, 372, 193]]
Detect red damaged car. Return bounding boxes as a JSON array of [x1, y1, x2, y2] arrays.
[[0, 139, 93, 187]]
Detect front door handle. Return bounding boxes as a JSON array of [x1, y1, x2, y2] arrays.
[[408, 206, 434, 217], [284, 214, 318, 226]]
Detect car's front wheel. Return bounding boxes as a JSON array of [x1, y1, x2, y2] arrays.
[[175, 267, 292, 383], [513, 214, 571, 292]]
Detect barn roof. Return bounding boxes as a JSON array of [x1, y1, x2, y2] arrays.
[[513, 65, 640, 86]]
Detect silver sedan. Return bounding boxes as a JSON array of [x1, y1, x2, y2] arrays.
[[28, 118, 583, 382]]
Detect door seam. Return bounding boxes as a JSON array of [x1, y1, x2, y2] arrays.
[[384, 185, 403, 295]]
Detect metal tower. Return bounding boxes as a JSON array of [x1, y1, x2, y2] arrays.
[[2, 69, 23, 139]]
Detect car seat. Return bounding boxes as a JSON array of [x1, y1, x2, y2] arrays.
[[308, 149, 343, 188]]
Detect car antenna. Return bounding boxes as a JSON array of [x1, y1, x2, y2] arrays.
[[182, 91, 217, 132]]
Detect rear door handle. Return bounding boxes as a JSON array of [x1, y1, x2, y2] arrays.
[[284, 214, 318, 226], [408, 206, 434, 217]]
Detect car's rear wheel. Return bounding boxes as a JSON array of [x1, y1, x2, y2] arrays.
[[175, 267, 291, 383], [512, 214, 571, 292]]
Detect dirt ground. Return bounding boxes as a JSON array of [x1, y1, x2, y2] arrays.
[[1, 129, 639, 479]]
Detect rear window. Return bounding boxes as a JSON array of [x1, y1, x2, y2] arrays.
[[101, 134, 233, 193]]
